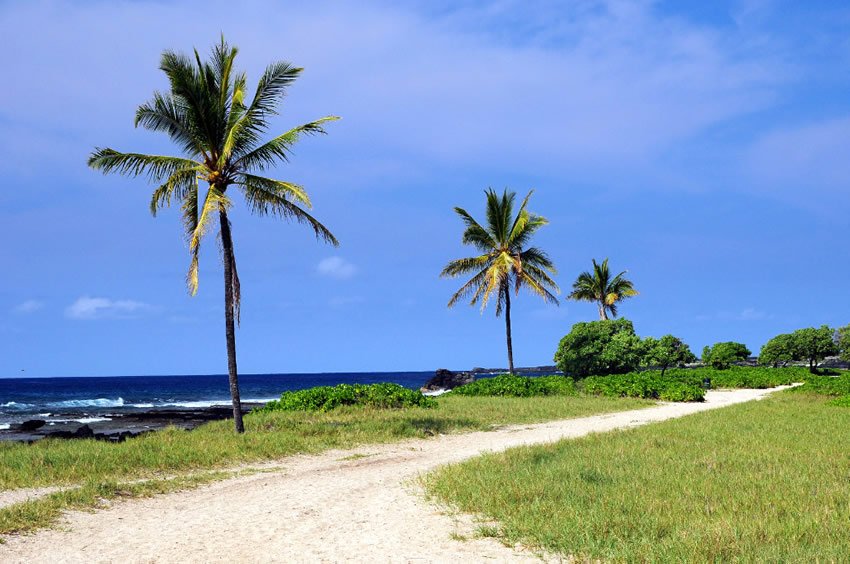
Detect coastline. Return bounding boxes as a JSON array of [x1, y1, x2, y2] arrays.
[[0, 403, 267, 443]]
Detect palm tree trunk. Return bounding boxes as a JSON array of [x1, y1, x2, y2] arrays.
[[504, 285, 515, 374], [219, 209, 245, 434], [598, 302, 608, 320]]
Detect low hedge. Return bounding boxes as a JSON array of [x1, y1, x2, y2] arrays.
[[665, 366, 808, 389], [450, 375, 577, 397], [581, 372, 705, 402], [792, 373, 850, 397], [259, 382, 436, 412]]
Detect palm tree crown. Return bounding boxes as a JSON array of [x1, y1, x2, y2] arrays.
[[88, 37, 338, 432], [441, 189, 559, 372], [568, 258, 638, 320]]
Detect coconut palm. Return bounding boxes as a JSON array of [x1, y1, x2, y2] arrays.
[[568, 258, 638, 320], [88, 37, 338, 433], [441, 189, 559, 373]]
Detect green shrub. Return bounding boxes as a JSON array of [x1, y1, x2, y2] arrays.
[[793, 373, 850, 397], [828, 395, 850, 407], [702, 341, 751, 369], [759, 334, 797, 367], [450, 375, 577, 397], [259, 383, 436, 412], [554, 319, 643, 378], [838, 324, 850, 362], [641, 335, 697, 375], [581, 372, 705, 402], [668, 366, 807, 389]]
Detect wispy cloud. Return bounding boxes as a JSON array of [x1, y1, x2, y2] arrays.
[[65, 296, 154, 320], [696, 307, 772, 322], [317, 256, 357, 279], [12, 300, 44, 314]]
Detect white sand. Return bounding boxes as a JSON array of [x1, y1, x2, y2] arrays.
[[0, 386, 789, 563]]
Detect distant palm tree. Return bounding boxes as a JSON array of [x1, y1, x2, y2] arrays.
[[88, 37, 338, 433], [568, 258, 638, 320], [441, 189, 559, 373]]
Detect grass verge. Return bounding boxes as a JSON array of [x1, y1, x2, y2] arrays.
[[0, 394, 649, 534], [424, 391, 850, 561]]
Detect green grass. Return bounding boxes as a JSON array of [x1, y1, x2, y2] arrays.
[[0, 394, 649, 535], [424, 392, 850, 561]]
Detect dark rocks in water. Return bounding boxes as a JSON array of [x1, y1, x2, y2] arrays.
[[19, 419, 46, 432], [421, 369, 475, 392], [0, 403, 264, 444]]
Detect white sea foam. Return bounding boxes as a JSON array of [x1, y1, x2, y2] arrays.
[[73, 417, 111, 424], [422, 389, 450, 397], [47, 397, 125, 409], [0, 424, 9, 430], [1, 401, 34, 409], [131, 397, 279, 409]]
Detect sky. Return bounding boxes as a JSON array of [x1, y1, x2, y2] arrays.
[[1, 0, 849, 377]]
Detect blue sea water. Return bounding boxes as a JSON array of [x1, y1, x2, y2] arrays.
[[0, 372, 434, 427]]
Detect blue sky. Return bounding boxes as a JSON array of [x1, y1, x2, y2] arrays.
[[1, 0, 848, 377]]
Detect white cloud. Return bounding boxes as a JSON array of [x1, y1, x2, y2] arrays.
[[12, 300, 44, 314], [696, 307, 772, 322], [317, 256, 357, 279], [65, 296, 154, 320]]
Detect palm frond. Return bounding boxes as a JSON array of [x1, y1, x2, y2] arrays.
[[134, 92, 201, 156], [190, 185, 230, 253], [88, 149, 198, 182], [517, 270, 560, 305], [239, 175, 338, 246], [446, 267, 490, 308], [234, 116, 339, 170], [150, 168, 200, 216], [441, 255, 492, 278]]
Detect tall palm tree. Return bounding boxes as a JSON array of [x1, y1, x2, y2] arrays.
[[568, 258, 638, 320], [441, 189, 559, 373], [88, 37, 338, 433]]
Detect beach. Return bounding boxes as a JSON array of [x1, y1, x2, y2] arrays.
[[0, 386, 787, 563]]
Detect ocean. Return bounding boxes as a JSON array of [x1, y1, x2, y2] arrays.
[[0, 371, 435, 428]]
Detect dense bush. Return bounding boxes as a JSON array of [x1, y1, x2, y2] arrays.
[[702, 341, 751, 369], [641, 335, 697, 375], [792, 373, 850, 397], [450, 375, 577, 397], [259, 383, 436, 412], [759, 326, 838, 372], [668, 366, 807, 389], [581, 372, 705, 402], [554, 319, 643, 378], [839, 325, 850, 362], [759, 334, 797, 367]]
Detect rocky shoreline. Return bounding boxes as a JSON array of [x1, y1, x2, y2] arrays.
[[0, 403, 266, 443]]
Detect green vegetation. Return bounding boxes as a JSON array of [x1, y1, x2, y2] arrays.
[[425, 392, 850, 561], [828, 395, 850, 407], [567, 257, 638, 320], [791, 371, 850, 396], [582, 372, 705, 401], [839, 324, 850, 361], [88, 37, 339, 433], [449, 375, 576, 397], [760, 326, 838, 372], [640, 334, 697, 375], [441, 189, 560, 374], [259, 383, 436, 411], [554, 319, 644, 378], [0, 394, 649, 534], [701, 341, 751, 369]]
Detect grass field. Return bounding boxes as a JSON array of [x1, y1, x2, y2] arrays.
[[0, 394, 649, 535], [425, 391, 850, 561]]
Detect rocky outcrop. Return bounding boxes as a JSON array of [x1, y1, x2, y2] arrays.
[[420, 369, 475, 393]]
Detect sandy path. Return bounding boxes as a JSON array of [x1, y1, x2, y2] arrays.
[[1, 387, 788, 563]]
